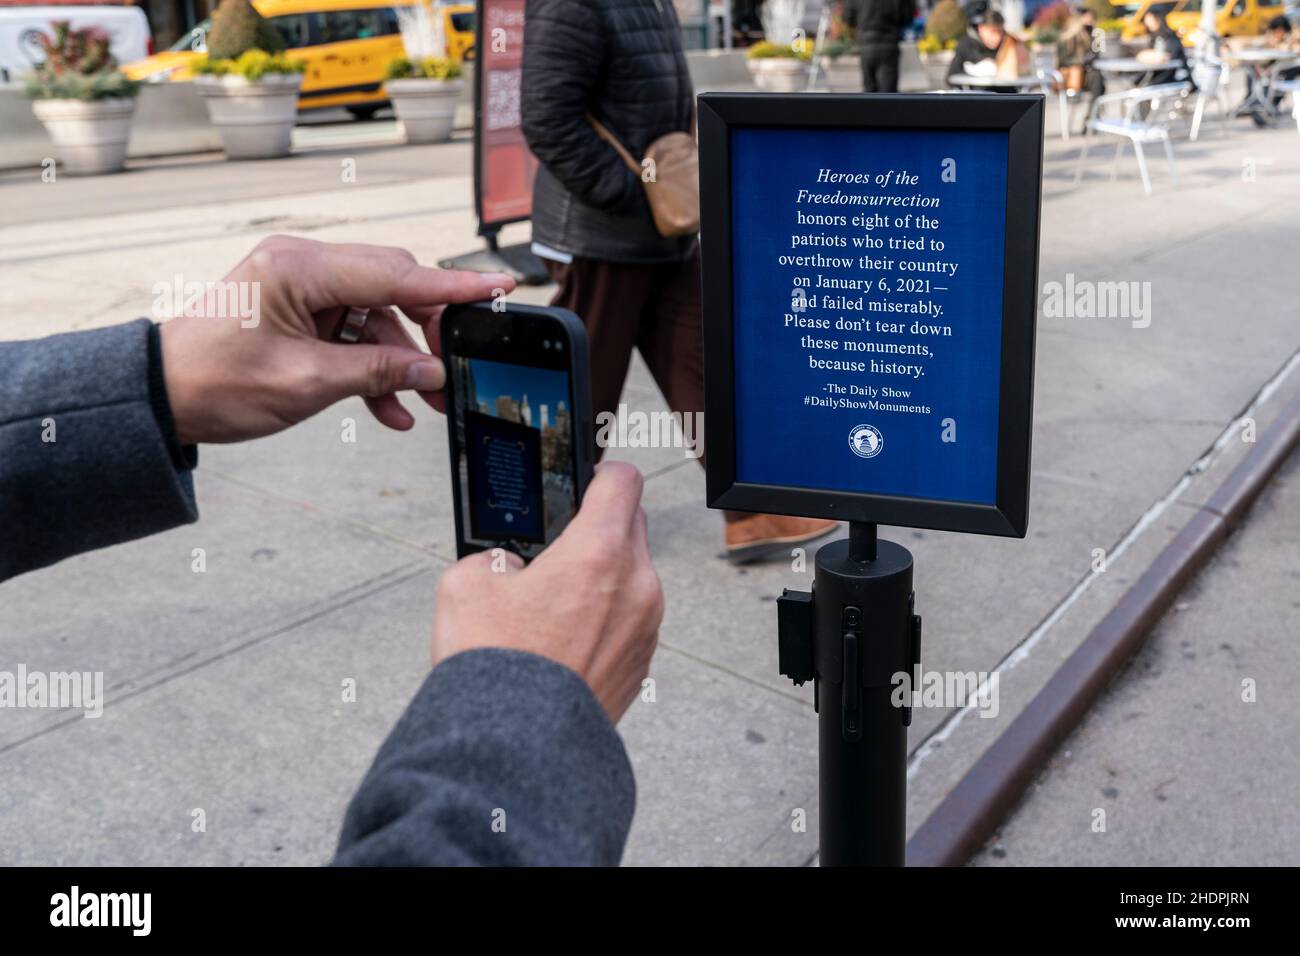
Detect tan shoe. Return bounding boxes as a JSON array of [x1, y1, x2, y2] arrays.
[[724, 514, 840, 565]]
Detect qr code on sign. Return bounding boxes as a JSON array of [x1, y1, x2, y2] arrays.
[[486, 69, 522, 131]]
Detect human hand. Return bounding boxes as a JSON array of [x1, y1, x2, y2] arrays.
[[158, 235, 515, 444], [430, 462, 663, 724]]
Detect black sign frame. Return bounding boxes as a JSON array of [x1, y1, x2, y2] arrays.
[[699, 92, 1044, 538]]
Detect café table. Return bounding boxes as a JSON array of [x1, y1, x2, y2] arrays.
[[1085, 57, 1196, 127], [946, 72, 1070, 137], [1226, 47, 1300, 124], [946, 73, 1052, 93], [1092, 57, 1163, 86]]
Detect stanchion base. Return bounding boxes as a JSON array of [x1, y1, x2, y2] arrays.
[[438, 242, 550, 285], [780, 528, 919, 866]]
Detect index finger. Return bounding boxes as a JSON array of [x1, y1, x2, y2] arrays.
[[306, 243, 516, 315], [563, 461, 646, 540]]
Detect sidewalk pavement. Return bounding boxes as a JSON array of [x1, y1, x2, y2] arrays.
[[972, 450, 1300, 866], [0, 105, 1298, 865]]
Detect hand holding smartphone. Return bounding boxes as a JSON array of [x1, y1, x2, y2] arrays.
[[441, 302, 595, 561]]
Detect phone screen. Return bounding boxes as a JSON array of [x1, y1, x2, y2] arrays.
[[447, 330, 581, 560]]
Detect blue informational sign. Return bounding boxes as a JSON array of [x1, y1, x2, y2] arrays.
[[730, 126, 1009, 506], [465, 409, 545, 543]]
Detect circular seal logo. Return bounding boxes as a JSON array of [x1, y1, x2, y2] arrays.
[[848, 424, 883, 459]]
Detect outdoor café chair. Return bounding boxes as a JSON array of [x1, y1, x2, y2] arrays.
[[1189, 56, 1231, 141], [1074, 82, 1191, 196], [1270, 74, 1300, 134], [1026, 47, 1079, 143], [1044, 68, 1087, 142]]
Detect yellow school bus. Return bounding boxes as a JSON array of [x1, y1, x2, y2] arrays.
[[123, 0, 474, 116]]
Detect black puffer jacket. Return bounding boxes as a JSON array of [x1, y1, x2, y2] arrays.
[[521, 0, 695, 264], [843, 0, 915, 44]]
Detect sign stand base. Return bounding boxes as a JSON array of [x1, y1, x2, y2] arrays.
[[439, 233, 550, 286], [778, 522, 922, 866]]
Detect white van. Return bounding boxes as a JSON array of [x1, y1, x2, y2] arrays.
[[0, 5, 151, 83]]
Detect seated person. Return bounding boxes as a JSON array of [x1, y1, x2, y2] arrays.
[[1136, 6, 1192, 87], [1230, 13, 1300, 57], [1057, 6, 1106, 100], [1229, 15, 1299, 125], [1260, 16, 1300, 97], [947, 4, 1029, 92], [1267, 14, 1300, 84]]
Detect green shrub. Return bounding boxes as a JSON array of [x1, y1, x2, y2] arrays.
[[820, 37, 855, 59], [925, 0, 967, 44], [24, 20, 140, 100], [917, 34, 952, 54], [205, 0, 285, 61], [194, 48, 304, 81], [746, 40, 812, 60], [26, 70, 139, 100], [385, 56, 464, 81]]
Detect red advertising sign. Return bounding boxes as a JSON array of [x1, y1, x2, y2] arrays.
[[474, 0, 539, 231]]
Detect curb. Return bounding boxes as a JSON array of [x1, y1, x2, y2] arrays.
[[906, 390, 1300, 867]]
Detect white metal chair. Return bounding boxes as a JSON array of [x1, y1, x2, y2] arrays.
[[1027, 49, 1075, 142], [1047, 67, 1113, 142], [1074, 83, 1190, 195], [1188, 56, 1231, 141], [1269, 70, 1300, 133], [1040, 68, 1081, 142]]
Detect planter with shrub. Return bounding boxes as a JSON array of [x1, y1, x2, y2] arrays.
[[384, 57, 463, 144], [25, 21, 140, 176], [193, 0, 304, 160], [819, 38, 862, 93], [746, 41, 811, 92], [916, 35, 958, 86], [1027, 31, 1061, 68], [1029, 0, 1071, 64], [920, 0, 966, 86]]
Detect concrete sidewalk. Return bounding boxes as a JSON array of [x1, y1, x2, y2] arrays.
[[972, 450, 1300, 866], [1, 106, 1298, 865]]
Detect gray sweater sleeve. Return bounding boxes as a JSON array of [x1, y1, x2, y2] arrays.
[[2, 322, 636, 865], [0, 319, 198, 582], [333, 648, 636, 866]]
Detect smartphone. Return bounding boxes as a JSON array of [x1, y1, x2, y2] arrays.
[[442, 301, 594, 561]]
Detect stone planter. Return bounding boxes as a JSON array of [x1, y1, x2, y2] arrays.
[[1029, 42, 1059, 71], [195, 73, 301, 160], [30, 97, 136, 176], [385, 77, 463, 144], [919, 49, 955, 88], [747, 57, 808, 92], [820, 55, 863, 92]]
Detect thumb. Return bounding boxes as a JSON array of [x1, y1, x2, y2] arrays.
[[307, 341, 445, 405]]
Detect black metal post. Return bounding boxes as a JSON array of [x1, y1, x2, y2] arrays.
[[778, 521, 920, 866]]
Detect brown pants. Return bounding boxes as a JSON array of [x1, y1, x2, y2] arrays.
[[545, 248, 741, 522]]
